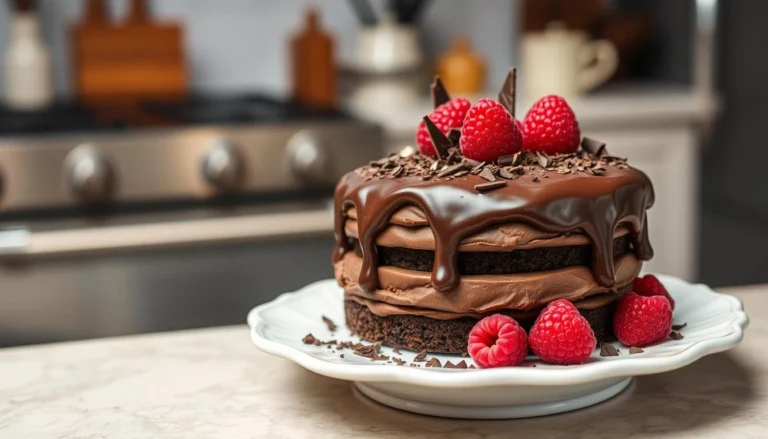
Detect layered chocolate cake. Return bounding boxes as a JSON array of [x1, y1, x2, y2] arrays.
[[333, 71, 654, 354]]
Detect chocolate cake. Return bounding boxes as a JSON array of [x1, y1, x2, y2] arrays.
[[333, 71, 654, 354]]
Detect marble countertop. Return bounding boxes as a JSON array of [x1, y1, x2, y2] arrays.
[[0, 284, 762, 439]]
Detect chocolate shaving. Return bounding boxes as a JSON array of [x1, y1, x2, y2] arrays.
[[392, 348, 401, 354], [629, 347, 644, 355], [463, 158, 482, 167], [498, 168, 516, 179], [393, 357, 406, 366], [538, 153, 551, 168], [461, 352, 469, 357], [447, 129, 461, 146], [532, 176, 540, 182], [669, 331, 684, 340], [423, 116, 452, 160], [353, 342, 383, 360], [444, 361, 460, 369], [581, 137, 607, 156], [425, 358, 442, 368], [474, 181, 507, 192], [431, 76, 451, 109], [469, 364, 476, 369], [391, 165, 404, 177], [322, 316, 337, 332], [399, 145, 417, 158], [497, 67, 517, 118], [497, 155, 515, 166], [414, 351, 427, 362], [340, 354, 345, 358], [600, 343, 620, 357], [590, 167, 606, 176], [302, 333, 318, 345], [437, 162, 469, 178], [478, 168, 497, 182], [455, 360, 468, 369], [672, 323, 687, 331]]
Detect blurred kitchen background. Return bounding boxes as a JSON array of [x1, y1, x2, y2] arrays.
[[0, 0, 759, 346]]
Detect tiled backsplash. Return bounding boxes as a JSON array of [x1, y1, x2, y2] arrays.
[[0, 0, 518, 98]]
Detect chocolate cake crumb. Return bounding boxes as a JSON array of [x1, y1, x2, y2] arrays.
[[353, 342, 385, 360], [672, 323, 687, 331], [340, 354, 344, 358], [410, 363, 420, 367], [322, 316, 337, 332], [414, 351, 427, 362], [302, 334, 319, 345], [629, 347, 644, 355], [600, 343, 620, 357], [425, 358, 442, 368], [670, 331, 684, 340], [393, 357, 406, 366]]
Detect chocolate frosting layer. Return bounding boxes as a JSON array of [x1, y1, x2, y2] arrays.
[[345, 292, 623, 320], [335, 251, 641, 313], [334, 166, 654, 293], [344, 219, 631, 251]]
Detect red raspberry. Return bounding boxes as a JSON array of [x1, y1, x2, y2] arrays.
[[528, 299, 597, 365], [613, 292, 673, 347], [467, 314, 528, 368], [522, 95, 581, 154], [633, 274, 675, 310], [459, 98, 523, 162], [416, 98, 471, 157]]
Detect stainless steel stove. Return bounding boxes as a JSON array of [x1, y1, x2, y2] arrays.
[[0, 95, 382, 346]]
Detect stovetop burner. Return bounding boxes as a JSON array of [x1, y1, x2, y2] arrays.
[[0, 94, 348, 135]]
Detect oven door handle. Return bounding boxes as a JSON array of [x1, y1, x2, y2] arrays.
[[0, 209, 334, 259]]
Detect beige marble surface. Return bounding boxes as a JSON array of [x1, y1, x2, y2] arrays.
[[0, 285, 761, 439]]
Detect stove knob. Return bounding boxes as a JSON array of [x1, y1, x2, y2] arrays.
[[201, 139, 245, 191], [66, 144, 115, 202], [286, 131, 332, 184]]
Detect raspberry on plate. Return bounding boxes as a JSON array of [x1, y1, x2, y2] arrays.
[[467, 314, 528, 368], [522, 95, 581, 154], [528, 299, 597, 365], [613, 292, 673, 347], [459, 98, 523, 162], [633, 274, 675, 310], [416, 98, 471, 157]]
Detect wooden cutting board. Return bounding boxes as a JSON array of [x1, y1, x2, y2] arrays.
[[72, 0, 187, 103]]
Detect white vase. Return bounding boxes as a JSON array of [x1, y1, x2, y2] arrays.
[[3, 12, 54, 110]]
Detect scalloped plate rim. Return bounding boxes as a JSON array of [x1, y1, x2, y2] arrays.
[[247, 275, 749, 388]]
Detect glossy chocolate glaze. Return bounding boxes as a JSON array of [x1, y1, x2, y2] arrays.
[[333, 165, 654, 293]]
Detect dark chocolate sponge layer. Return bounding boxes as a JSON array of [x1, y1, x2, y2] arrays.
[[352, 235, 632, 275], [345, 299, 616, 354]]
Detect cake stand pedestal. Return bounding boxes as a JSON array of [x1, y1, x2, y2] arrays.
[[353, 377, 633, 419]]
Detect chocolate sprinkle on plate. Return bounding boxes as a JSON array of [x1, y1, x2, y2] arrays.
[[425, 358, 442, 368], [600, 343, 620, 357], [302, 333, 318, 345], [672, 323, 687, 331], [414, 351, 427, 362], [474, 181, 507, 192], [443, 361, 458, 369], [321, 316, 337, 332], [629, 347, 644, 355], [393, 348, 401, 354], [670, 331, 684, 340], [469, 364, 476, 369]]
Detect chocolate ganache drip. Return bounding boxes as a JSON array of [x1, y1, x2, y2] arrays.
[[333, 147, 654, 294]]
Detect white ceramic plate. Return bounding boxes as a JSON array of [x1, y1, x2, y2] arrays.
[[248, 275, 748, 419]]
